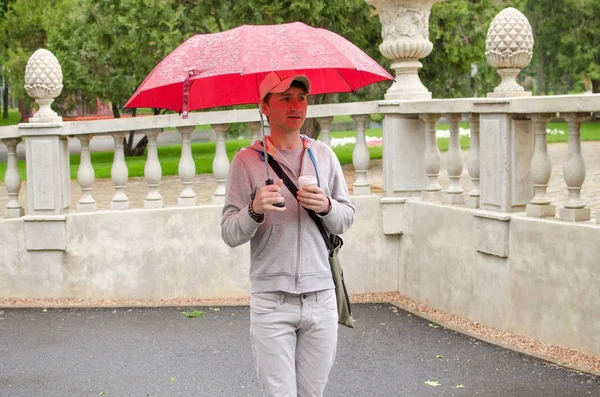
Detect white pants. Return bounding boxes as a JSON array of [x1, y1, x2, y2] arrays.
[[250, 289, 339, 397]]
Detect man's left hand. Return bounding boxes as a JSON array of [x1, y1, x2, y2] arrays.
[[297, 185, 330, 214]]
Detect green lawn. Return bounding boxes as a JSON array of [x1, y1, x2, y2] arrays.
[[0, 109, 21, 127], [1, 121, 599, 182]]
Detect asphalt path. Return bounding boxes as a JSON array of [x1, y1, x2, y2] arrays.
[[1, 304, 598, 397]]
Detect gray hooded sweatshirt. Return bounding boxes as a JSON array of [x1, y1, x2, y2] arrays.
[[220, 135, 355, 294]]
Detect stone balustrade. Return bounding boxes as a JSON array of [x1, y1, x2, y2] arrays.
[[2, 95, 599, 227], [0, 101, 381, 216], [2, 96, 600, 226]]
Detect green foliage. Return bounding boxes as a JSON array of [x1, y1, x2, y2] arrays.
[[48, 0, 186, 113], [226, 123, 249, 139], [423, 0, 526, 98], [524, 0, 600, 94], [557, 0, 600, 91], [2, 0, 55, 106], [181, 309, 204, 318], [0, 108, 19, 125]]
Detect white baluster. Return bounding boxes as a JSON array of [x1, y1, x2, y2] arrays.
[[2, 138, 24, 218], [526, 114, 555, 217], [442, 113, 465, 204], [76, 135, 96, 212], [419, 113, 441, 202], [352, 115, 370, 195], [177, 126, 197, 207], [111, 131, 130, 210], [317, 117, 334, 147], [559, 113, 590, 222], [465, 113, 481, 208], [144, 129, 163, 209], [247, 122, 262, 143], [212, 123, 230, 204]]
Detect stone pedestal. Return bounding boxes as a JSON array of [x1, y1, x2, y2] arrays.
[[353, 184, 372, 196], [442, 192, 465, 205], [21, 124, 71, 216], [526, 203, 555, 218], [379, 107, 427, 197], [559, 207, 591, 222], [421, 190, 441, 202], [479, 112, 534, 213], [465, 195, 480, 209], [20, 49, 68, 251], [5, 207, 25, 218], [19, 124, 70, 251]]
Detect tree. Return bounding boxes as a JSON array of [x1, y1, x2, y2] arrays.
[[0, 0, 11, 119], [422, 0, 527, 98], [2, 0, 57, 121], [48, 0, 186, 154], [523, 0, 573, 94], [558, 0, 600, 93], [178, 0, 231, 33]]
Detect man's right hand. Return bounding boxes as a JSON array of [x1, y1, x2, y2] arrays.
[[252, 179, 286, 214]]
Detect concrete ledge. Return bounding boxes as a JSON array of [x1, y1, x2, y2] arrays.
[[23, 215, 67, 251], [472, 210, 511, 258], [380, 197, 407, 235]]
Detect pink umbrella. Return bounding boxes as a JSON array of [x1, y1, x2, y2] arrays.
[[124, 22, 393, 115]]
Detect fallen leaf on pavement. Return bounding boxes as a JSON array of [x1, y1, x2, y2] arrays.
[[425, 380, 441, 387]]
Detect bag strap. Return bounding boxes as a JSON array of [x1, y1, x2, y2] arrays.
[[266, 155, 334, 254]]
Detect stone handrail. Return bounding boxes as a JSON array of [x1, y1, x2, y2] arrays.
[[2, 94, 600, 221], [0, 101, 381, 217], [380, 94, 600, 114]]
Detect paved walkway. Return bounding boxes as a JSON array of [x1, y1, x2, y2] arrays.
[[0, 142, 599, 220], [1, 304, 599, 397]]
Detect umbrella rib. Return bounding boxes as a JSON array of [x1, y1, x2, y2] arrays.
[[316, 30, 364, 93], [333, 68, 354, 93]]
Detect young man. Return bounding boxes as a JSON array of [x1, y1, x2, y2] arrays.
[[220, 72, 355, 397]]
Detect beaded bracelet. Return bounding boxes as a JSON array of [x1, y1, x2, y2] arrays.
[[248, 201, 264, 222]]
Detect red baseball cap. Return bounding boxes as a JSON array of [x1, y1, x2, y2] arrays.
[[259, 72, 311, 102]]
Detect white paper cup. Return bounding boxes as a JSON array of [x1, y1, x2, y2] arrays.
[[298, 175, 318, 189]]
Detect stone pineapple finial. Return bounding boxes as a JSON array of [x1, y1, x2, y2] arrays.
[[485, 7, 534, 97], [24, 49, 64, 122]]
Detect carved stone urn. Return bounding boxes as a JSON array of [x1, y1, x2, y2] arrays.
[[24, 49, 64, 122], [485, 7, 534, 97], [366, 0, 444, 100]]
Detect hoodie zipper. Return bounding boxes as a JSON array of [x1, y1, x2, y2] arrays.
[[272, 150, 302, 294], [295, 203, 301, 293], [293, 149, 307, 294]]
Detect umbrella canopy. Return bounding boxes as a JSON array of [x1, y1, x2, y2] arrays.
[[124, 22, 393, 114]]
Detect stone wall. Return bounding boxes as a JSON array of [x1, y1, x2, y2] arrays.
[[1, 196, 598, 357]]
